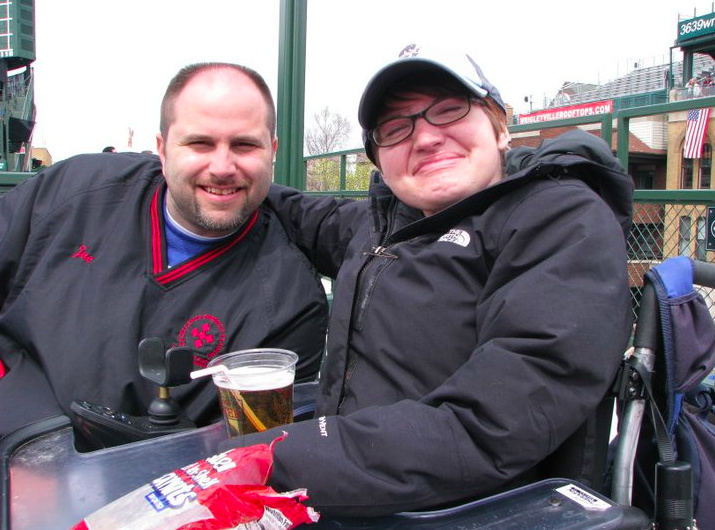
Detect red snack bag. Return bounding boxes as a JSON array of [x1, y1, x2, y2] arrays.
[[177, 486, 319, 529], [72, 434, 319, 530]]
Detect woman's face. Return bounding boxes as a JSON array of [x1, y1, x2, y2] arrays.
[[375, 93, 509, 216]]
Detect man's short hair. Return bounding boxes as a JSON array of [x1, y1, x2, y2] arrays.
[[159, 63, 276, 139]]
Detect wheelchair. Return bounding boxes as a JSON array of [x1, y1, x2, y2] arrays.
[[3, 257, 714, 529]]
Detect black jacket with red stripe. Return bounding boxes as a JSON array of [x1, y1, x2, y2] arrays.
[[0, 152, 328, 437]]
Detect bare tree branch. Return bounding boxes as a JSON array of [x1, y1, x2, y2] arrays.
[[305, 107, 351, 155]]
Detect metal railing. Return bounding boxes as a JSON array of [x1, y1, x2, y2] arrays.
[[304, 148, 372, 197], [0, 171, 33, 196], [671, 85, 715, 101]]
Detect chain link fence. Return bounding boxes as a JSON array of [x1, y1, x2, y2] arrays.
[[628, 197, 715, 320]]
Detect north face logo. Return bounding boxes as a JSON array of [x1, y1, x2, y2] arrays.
[[438, 229, 470, 247], [176, 314, 226, 367]]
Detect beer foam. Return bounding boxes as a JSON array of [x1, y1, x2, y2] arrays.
[[214, 365, 294, 391]]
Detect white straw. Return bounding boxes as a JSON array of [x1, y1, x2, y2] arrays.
[[190, 365, 229, 379]]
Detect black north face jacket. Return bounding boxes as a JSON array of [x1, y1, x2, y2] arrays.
[[236, 129, 635, 517], [0, 152, 328, 437]]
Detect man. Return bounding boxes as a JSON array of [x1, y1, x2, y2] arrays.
[[225, 47, 634, 517], [0, 63, 328, 437]]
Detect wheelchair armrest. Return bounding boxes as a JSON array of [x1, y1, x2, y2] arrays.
[[293, 380, 319, 422]]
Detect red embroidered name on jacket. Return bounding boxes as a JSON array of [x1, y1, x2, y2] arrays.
[[72, 245, 94, 263]]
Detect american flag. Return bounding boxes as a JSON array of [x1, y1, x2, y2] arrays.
[[683, 108, 711, 159]]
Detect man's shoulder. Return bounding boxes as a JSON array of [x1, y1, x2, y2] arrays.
[[5, 152, 164, 216], [42, 152, 163, 190]]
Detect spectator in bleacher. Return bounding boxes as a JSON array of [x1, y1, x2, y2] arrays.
[[702, 72, 713, 96], [688, 76, 702, 97], [553, 88, 571, 106]]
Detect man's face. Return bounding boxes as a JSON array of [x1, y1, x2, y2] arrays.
[[157, 69, 277, 237], [376, 93, 508, 217]]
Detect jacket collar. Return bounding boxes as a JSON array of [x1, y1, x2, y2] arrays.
[[148, 184, 259, 286]]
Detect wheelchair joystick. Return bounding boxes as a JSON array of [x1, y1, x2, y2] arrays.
[[146, 387, 182, 425], [70, 338, 197, 450], [138, 338, 195, 426]]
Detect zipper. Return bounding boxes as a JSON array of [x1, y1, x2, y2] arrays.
[[337, 200, 400, 411], [338, 244, 398, 412], [363, 245, 398, 259]]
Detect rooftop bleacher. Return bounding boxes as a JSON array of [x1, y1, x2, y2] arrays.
[[536, 55, 715, 110]]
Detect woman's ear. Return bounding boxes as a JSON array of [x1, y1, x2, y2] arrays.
[[497, 125, 510, 151]]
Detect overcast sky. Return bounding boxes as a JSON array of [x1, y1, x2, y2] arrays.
[[30, 0, 709, 161]]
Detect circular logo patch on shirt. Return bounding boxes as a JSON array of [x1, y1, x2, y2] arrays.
[[177, 314, 226, 367]]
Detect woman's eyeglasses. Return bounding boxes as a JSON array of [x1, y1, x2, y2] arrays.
[[370, 95, 476, 148]]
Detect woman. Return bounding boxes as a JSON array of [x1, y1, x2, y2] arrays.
[[237, 46, 634, 517]]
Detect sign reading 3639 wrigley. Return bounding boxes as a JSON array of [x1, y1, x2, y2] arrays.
[[679, 13, 715, 44]]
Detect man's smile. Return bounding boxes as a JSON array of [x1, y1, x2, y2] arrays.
[[203, 186, 241, 196]]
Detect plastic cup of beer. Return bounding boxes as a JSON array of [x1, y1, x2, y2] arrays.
[[207, 348, 298, 438]]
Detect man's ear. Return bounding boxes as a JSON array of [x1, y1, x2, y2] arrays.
[[156, 133, 166, 166]]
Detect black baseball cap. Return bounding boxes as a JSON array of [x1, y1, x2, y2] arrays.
[[359, 44, 506, 164]]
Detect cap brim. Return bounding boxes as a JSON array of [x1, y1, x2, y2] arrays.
[[358, 58, 488, 130]]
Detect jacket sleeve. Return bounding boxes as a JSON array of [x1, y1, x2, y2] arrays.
[[230, 178, 632, 516], [0, 173, 65, 437], [264, 184, 367, 278]]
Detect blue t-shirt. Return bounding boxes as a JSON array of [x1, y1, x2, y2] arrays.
[[164, 202, 234, 267]]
